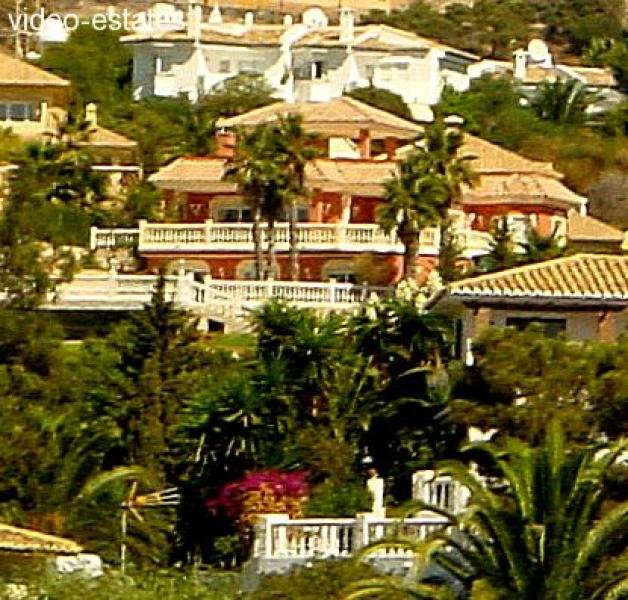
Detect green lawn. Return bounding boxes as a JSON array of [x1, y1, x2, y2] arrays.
[[204, 332, 257, 354]]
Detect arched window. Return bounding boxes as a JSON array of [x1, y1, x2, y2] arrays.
[[322, 260, 355, 283], [236, 260, 279, 280]]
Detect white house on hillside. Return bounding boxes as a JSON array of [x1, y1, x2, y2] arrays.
[[123, 2, 478, 120], [469, 39, 623, 114]]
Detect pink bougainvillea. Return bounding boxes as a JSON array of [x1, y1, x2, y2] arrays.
[[207, 470, 310, 535]]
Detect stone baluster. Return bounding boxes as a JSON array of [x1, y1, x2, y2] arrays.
[[328, 277, 337, 304]]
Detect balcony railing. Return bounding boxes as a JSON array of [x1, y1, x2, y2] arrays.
[[90, 221, 494, 258], [137, 220, 409, 253], [252, 513, 450, 562], [46, 272, 390, 314], [91, 221, 444, 254], [90, 228, 140, 250]]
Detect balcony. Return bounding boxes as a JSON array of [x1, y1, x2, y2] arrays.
[[251, 512, 450, 573], [90, 221, 494, 258], [91, 221, 443, 255]]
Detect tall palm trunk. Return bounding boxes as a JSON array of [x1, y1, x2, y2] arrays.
[[288, 200, 299, 281], [252, 205, 264, 280], [266, 215, 276, 280], [401, 232, 419, 279]]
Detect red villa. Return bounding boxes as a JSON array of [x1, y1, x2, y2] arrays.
[[93, 97, 625, 283]]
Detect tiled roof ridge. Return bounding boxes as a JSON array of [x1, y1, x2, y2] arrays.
[[217, 96, 422, 132], [0, 51, 70, 86], [462, 134, 559, 176], [0, 523, 83, 554], [339, 95, 422, 129], [450, 253, 626, 290]]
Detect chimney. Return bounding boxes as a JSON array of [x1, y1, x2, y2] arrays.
[[513, 49, 528, 80], [85, 102, 97, 129], [215, 130, 236, 158], [187, 0, 202, 40], [339, 7, 355, 44]]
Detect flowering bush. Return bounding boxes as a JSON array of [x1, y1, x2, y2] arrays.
[[207, 470, 309, 535]]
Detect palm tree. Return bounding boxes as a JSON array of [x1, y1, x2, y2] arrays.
[[479, 218, 520, 273], [531, 79, 597, 124], [347, 422, 628, 600], [518, 224, 564, 265], [227, 125, 295, 279], [422, 120, 475, 278], [378, 151, 450, 279], [182, 104, 217, 156], [274, 114, 321, 280], [379, 120, 474, 280], [227, 125, 281, 279]]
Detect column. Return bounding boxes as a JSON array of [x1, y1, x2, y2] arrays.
[[383, 136, 397, 160], [340, 193, 352, 224], [357, 128, 371, 159]]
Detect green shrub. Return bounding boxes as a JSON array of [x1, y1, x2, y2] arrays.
[[249, 559, 405, 600], [18, 568, 241, 600]]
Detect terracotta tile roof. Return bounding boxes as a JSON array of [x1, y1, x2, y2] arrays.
[[460, 135, 559, 176], [306, 158, 395, 193], [149, 157, 234, 190], [522, 65, 617, 87], [123, 22, 477, 57], [79, 126, 138, 148], [150, 155, 395, 193], [449, 254, 628, 301], [0, 52, 70, 87], [217, 96, 423, 139], [568, 212, 625, 243], [463, 173, 586, 208], [396, 134, 560, 176], [0, 524, 82, 554]]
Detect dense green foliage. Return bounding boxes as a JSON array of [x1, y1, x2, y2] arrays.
[[347, 87, 413, 120], [40, 26, 132, 120], [451, 326, 628, 441], [251, 559, 407, 600], [0, 295, 626, 594], [0, 284, 460, 566], [367, 0, 626, 61]]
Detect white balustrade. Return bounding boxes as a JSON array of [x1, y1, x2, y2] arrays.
[[47, 272, 390, 315], [90, 227, 140, 250], [412, 470, 471, 516], [253, 514, 450, 561], [91, 221, 490, 257], [137, 221, 406, 252]]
